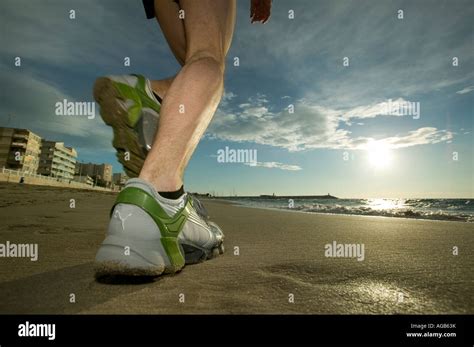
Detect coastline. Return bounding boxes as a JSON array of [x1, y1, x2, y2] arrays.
[[209, 198, 474, 223], [0, 183, 472, 314]]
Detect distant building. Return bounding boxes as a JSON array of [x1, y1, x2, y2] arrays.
[[38, 141, 77, 180], [112, 172, 129, 186], [0, 127, 42, 174], [76, 162, 113, 187], [73, 175, 94, 186]]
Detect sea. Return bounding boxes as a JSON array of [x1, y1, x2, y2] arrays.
[[218, 197, 474, 223]]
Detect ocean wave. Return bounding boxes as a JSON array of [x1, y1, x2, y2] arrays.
[[225, 197, 474, 222], [288, 203, 473, 222]]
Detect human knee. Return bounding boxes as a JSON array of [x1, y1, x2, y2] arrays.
[[184, 50, 226, 76]]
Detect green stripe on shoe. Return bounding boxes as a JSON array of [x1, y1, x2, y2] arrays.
[[112, 187, 189, 270], [112, 75, 161, 127]]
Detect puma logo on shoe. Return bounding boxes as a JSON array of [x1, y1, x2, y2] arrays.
[[114, 210, 132, 230]]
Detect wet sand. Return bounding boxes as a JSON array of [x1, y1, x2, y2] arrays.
[[0, 182, 472, 314]]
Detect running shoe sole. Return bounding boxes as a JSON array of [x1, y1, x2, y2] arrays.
[[93, 77, 152, 178]]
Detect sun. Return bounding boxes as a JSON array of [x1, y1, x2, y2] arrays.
[[366, 141, 393, 170]]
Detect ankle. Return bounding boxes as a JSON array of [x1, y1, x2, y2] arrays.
[[138, 172, 183, 193], [150, 77, 174, 99], [158, 185, 184, 199]]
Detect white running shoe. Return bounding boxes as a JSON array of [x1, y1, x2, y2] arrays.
[[94, 178, 224, 277]]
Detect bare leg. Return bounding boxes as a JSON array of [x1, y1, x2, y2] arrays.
[[139, 0, 236, 191], [148, 0, 186, 99], [153, 0, 187, 66]]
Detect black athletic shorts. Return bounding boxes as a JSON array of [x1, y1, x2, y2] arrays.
[[142, 0, 180, 19]]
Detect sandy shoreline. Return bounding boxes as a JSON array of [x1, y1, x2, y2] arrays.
[[0, 182, 472, 314]]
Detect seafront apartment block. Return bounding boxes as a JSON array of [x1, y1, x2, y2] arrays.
[[75, 162, 113, 186], [0, 127, 42, 174], [38, 140, 77, 180], [112, 172, 129, 186]]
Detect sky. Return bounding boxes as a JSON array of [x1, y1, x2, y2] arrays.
[[1, 0, 473, 198]]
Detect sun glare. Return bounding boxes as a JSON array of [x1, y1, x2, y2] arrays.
[[366, 141, 393, 170]]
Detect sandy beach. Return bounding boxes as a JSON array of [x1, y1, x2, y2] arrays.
[[0, 182, 472, 314]]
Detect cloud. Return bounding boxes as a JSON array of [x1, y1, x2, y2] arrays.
[[231, 0, 474, 108], [0, 0, 469, 168], [0, 0, 168, 69], [0, 66, 113, 153], [222, 91, 237, 101], [353, 127, 454, 150], [208, 95, 453, 151], [380, 127, 454, 149], [0, 0, 171, 163], [340, 98, 415, 121], [244, 161, 302, 171], [456, 86, 474, 94]]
